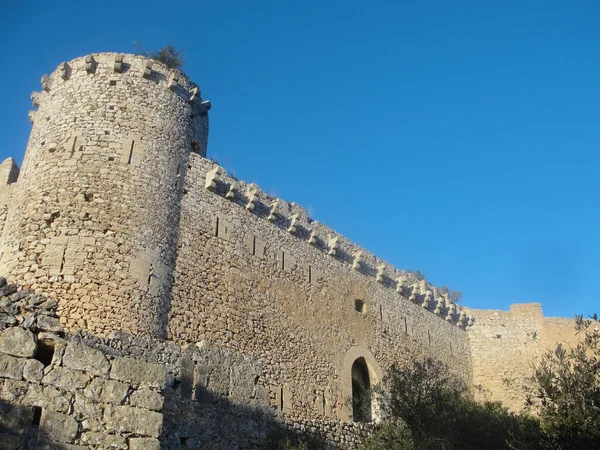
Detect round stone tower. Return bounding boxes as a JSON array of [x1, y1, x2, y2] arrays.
[[0, 53, 210, 338]]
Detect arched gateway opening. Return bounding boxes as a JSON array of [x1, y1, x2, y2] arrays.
[[351, 357, 372, 422], [341, 347, 382, 423]]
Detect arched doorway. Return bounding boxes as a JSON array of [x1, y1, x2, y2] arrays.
[[351, 357, 371, 422]]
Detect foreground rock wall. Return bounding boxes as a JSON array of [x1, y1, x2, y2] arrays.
[[0, 283, 166, 449]]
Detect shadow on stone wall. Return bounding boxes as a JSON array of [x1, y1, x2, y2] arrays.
[[0, 400, 73, 450], [160, 384, 330, 450], [0, 281, 355, 450]]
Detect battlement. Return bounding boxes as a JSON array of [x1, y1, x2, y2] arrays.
[[191, 157, 471, 329], [0, 158, 19, 186]]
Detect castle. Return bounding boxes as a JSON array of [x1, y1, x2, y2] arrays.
[[0, 52, 579, 449]]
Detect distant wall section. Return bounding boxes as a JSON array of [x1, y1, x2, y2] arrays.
[[466, 303, 579, 411]]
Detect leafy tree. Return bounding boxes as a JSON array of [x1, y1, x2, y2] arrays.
[[133, 42, 185, 69], [360, 358, 540, 450], [526, 314, 600, 449]]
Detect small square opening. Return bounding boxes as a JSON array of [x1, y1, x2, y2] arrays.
[[34, 340, 55, 367], [32, 406, 42, 426], [354, 299, 366, 314], [109, 80, 117, 86]]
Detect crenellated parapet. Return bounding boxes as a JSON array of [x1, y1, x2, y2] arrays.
[[28, 52, 211, 133], [202, 161, 472, 329]]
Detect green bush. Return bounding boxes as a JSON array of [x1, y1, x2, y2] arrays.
[[527, 314, 600, 449], [361, 357, 541, 450], [133, 42, 185, 69]]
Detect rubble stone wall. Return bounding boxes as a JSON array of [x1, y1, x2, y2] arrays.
[[0, 283, 166, 449]]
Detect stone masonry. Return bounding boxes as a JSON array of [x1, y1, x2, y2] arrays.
[[0, 52, 581, 448]]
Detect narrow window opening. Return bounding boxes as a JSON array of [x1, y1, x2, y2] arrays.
[[32, 406, 42, 426], [58, 252, 65, 275], [307, 266, 312, 284], [379, 305, 383, 321], [404, 317, 408, 334], [108, 156, 115, 162], [450, 343, 453, 356], [351, 358, 372, 422], [428, 330, 431, 345], [214, 217, 219, 237], [147, 272, 153, 286], [70, 136, 78, 158], [127, 140, 135, 165], [280, 386, 284, 411], [175, 164, 181, 187], [34, 340, 55, 367], [354, 299, 365, 314]]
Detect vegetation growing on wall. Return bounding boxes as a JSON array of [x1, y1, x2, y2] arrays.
[[133, 42, 185, 69]]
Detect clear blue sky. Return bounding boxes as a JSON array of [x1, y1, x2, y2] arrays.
[[1, 1, 598, 318]]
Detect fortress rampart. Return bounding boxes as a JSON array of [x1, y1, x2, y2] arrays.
[[0, 53, 581, 448]]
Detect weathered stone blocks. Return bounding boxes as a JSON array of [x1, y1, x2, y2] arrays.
[[104, 405, 163, 437], [62, 341, 109, 377], [110, 356, 166, 388], [0, 327, 37, 357], [39, 410, 79, 443], [42, 366, 91, 391], [0, 402, 33, 435], [129, 388, 164, 411], [0, 353, 25, 380], [129, 437, 161, 450]]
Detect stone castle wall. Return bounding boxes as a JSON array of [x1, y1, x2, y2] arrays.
[[169, 153, 471, 422], [0, 52, 582, 448]]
